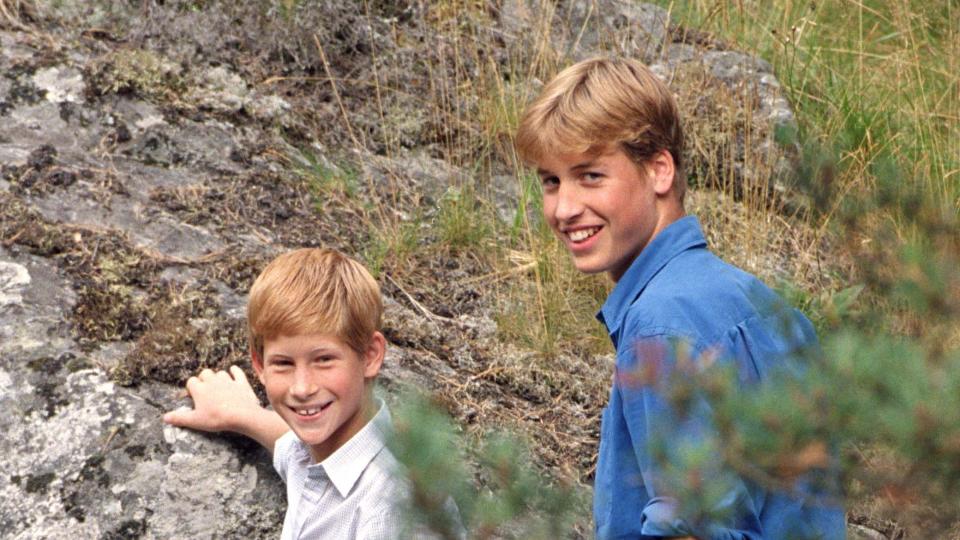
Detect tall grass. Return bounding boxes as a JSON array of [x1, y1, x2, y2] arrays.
[[660, 0, 958, 205]]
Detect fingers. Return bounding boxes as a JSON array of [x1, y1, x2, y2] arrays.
[[163, 406, 195, 427], [189, 367, 244, 389], [229, 365, 249, 384], [185, 375, 201, 396], [182, 366, 252, 402]]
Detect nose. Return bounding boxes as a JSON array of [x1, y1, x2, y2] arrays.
[[552, 181, 583, 223], [290, 365, 319, 400]]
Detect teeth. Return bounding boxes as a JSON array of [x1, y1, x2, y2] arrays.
[[295, 402, 332, 416], [568, 227, 599, 242]]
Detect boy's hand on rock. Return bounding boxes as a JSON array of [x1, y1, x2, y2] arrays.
[[163, 365, 261, 433]]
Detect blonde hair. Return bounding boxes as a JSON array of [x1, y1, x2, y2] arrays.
[[247, 248, 382, 358], [515, 57, 685, 199]]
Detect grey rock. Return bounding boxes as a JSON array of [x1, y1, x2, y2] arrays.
[[703, 50, 773, 80], [497, 0, 537, 44], [564, 0, 670, 62], [120, 120, 245, 172], [188, 66, 251, 114], [0, 249, 75, 359], [247, 94, 292, 122], [0, 30, 37, 66], [490, 173, 523, 223], [700, 50, 794, 130], [848, 523, 888, 540], [0, 247, 285, 539], [110, 97, 168, 133], [0, 76, 12, 104], [360, 151, 469, 209], [3, 102, 72, 165], [186, 66, 292, 125], [0, 260, 31, 307], [30, 184, 225, 261], [32, 66, 86, 104], [662, 42, 699, 66]]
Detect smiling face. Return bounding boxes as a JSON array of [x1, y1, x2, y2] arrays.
[[538, 147, 682, 282], [253, 332, 385, 463]]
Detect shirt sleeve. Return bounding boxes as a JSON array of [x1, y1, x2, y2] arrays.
[[615, 330, 765, 540], [272, 430, 297, 483]]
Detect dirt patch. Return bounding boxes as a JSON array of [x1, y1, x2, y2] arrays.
[[112, 280, 248, 387], [0, 193, 159, 346]]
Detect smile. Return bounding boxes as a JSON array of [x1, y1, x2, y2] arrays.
[[567, 226, 601, 243], [292, 401, 333, 417]]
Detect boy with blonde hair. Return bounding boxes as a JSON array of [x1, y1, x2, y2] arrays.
[[164, 248, 410, 539], [515, 57, 843, 539]]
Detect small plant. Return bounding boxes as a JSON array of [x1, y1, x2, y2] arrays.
[[296, 150, 359, 201], [362, 218, 421, 280], [436, 184, 491, 252], [87, 49, 184, 100]]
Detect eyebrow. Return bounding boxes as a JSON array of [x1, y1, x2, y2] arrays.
[[537, 160, 597, 176], [266, 347, 337, 360]]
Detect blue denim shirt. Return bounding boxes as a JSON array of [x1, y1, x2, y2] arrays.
[[594, 216, 844, 539]]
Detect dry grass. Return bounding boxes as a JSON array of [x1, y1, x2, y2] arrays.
[[0, 0, 36, 30]]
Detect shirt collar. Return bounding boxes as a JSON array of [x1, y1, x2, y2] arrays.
[[303, 399, 391, 498], [596, 216, 707, 338]]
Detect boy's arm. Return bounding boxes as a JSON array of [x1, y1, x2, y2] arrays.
[[163, 366, 289, 454], [619, 335, 762, 539]]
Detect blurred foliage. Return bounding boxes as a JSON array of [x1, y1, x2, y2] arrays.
[[389, 391, 587, 539]]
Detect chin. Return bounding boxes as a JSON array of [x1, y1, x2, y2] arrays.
[[572, 258, 609, 275], [295, 428, 333, 446]]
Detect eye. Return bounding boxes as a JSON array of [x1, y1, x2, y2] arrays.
[[540, 175, 559, 190], [582, 171, 603, 183], [313, 354, 337, 364], [267, 358, 294, 371]]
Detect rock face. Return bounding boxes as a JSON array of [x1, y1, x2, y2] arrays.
[[0, 14, 496, 538], [0, 249, 286, 539]]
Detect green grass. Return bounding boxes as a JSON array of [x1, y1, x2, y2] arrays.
[[658, 0, 958, 205], [436, 182, 492, 252], [295, 149, 360, 200]]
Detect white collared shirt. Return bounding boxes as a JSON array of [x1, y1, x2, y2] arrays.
[[273, 400, 410, 540]]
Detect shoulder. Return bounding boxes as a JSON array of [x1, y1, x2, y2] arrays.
[[623, 248, 785, 345], [351, 447, 409, 514], [272, 430, 303, 479]]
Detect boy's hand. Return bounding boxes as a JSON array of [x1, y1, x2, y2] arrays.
[[163, 365, 290, 453], [163, 366, 262, 433]]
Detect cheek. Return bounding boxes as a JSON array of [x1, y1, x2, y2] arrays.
[[261, 382, 284, 404], [326, 370, 359, 395], [542, 196, 558, 225]]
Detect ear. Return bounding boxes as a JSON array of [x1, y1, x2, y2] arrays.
[[362, 331, 386, 379], [647, 149, 676, 196], [251, 346, 266, 383]]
